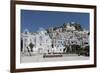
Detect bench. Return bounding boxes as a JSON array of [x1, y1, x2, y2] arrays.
[[43, 54, 62, 58]]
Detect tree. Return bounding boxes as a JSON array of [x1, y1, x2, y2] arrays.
[[73, 23, 83, 31], [29, 42, 34, 52], [84, 46, 89, 56]]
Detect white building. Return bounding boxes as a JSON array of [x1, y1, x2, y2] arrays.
[[21, 23, 89, 54], [21, 28, 52, 54]]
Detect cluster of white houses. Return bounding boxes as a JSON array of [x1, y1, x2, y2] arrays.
[[21, 22, 89, 54]]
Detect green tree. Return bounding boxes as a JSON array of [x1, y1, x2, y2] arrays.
[[29, 42, 34, 52], [72, 23, 83, 31]]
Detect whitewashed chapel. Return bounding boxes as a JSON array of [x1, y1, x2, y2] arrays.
[[21, 28, 52, 54]]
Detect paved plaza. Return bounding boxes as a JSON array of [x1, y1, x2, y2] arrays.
[[21, 53, 89, 63]]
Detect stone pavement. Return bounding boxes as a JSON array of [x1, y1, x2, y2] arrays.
[[21, 53, 89, 63]]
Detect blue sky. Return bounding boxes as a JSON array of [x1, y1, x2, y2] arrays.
[[21, 10, 90, 32]]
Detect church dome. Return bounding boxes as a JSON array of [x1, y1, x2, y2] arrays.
[[38, 27, 47, 34], [24, 29, 29, 34]]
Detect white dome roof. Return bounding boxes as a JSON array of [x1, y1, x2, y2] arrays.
[[24, 29, 29, 34], [38, 27, 47, 34]]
